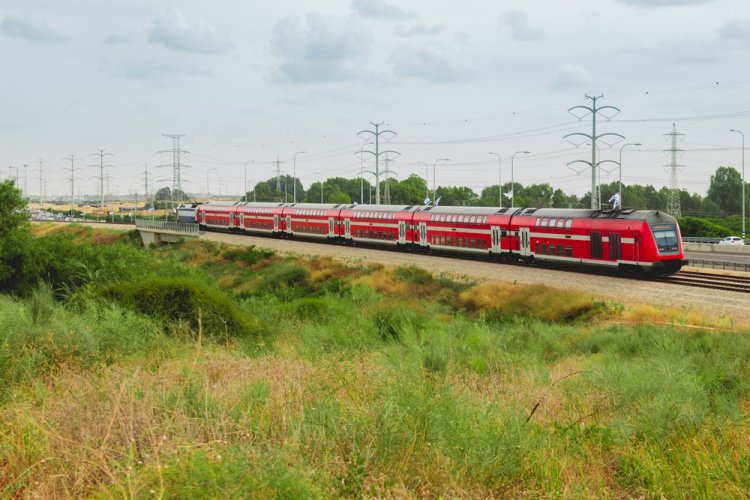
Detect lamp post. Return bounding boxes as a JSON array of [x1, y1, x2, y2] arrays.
[[510, 151, 530, 209], [488, 152, 502, 207], [206, 168, 217, 199], [432, 158, 450, 203], [293, 151, 305, 203], [243, 160, 254, 202], [730, 129, 745, 240], [417, 161, 429, 199], [617, 143, 641, 209]]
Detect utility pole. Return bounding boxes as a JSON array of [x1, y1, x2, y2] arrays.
[[273, 156, 284, 193], [729, 129, 745, 240], [36, 158, 44, 204], [664, 123, 684, 217], [383, 154, 398, 205], [564, 95, 624, 209], [143, 164, 150, 209], [63, 154, 81, 204], [90, 149, 113, 209], [357, 122, 399, 205], [157, 134, 189, 204], [23, 164, 28, 198]]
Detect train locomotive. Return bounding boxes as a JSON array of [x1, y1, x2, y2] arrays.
[[194, 202, 687, 275]]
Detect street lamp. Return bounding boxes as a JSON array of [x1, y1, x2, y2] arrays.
[[293, 151, 306, 203], [432, 158, 450, 203], [488, 152, 502, 207], [206, 168, 217, 199], [617, 143, 641, 209], [510, 151, 530, 209], [730, 129, 745, 240], [243, 160, 254, 202], [417, 161, 429, 199]]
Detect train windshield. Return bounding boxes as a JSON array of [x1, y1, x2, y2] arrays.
[[651, 224, 679, 254]]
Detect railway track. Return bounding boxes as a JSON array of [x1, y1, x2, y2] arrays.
[[659, 271, 750, 293]]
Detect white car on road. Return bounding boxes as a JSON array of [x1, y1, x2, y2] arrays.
[[718, 236, 745, 245]]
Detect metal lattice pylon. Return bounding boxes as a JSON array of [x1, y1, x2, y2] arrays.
[[664, 123, 684, 217]]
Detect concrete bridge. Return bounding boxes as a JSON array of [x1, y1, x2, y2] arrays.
[[135, 219, 200, 246]]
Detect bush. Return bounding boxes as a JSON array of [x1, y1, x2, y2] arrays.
[[222, 245, 275, 266], [103, 277, 259, 339], [677, 217, 732, 238]]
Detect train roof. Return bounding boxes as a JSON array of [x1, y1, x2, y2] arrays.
[[517, 207, 679, 223], [285, 203, 347, 210], [416, 205, 518, 216], [344, 204, 421, 213]]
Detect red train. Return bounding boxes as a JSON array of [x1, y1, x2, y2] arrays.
[[196, 202, 687, 275]]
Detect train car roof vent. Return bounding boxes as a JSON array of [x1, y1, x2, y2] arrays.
[[524, 208, 538, 214], [495, 208, 509, 214], [423, 206, 434, 211], [404, 205, 413, 210]]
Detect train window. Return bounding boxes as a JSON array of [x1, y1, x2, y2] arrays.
[[535, 217, 541, 227], [469, 215, 476, 224], [541, 218, 549, 227], [565, 246, 572, 257], [565, 219, 573, 229], [557, 244, 563, 255], [557, 219, 565, 228], [535, 242, 540, 254], [549, 218, 557, 227], [542, 244, 547, 254]]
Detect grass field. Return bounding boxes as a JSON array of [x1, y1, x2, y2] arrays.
[[1, 226, 749, 497]]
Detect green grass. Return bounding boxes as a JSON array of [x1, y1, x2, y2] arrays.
[[1, 227, 749, 497]]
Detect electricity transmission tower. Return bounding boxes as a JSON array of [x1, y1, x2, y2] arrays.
[[90, 149, 113, 208], [357, 122, 399, 205], [142, 164, 150, 209], [273, 156, 285, 193], [157, 134, 189, 203], [382, 154, 399, 204], [564, 95, 624, 209], [664, 123, 685, 217], [62, 154, 81, 204]]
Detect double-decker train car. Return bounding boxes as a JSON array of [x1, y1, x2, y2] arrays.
[[193, 201, 686, 275]]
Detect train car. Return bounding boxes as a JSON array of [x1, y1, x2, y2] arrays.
[[281, 203, 345, 239], [508, 207, 686, 274], [412, 206, 517, 255], [235, 202, 286, 234], [338, 205, 421, 245], [196, 202, 237, 230]]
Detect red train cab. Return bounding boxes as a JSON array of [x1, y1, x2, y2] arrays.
[[281, 204, 346, 239], [411, 206, 517, 255]]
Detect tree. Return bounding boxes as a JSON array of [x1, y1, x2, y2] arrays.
[[707, 166, 742, 215], [0, 180, 30, 291], [154, 187, 172, 201]]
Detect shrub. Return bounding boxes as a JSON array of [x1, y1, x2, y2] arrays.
[[222, 245, 275, 266], [103, 276, 259, 339], [677, 217, 732, 238]]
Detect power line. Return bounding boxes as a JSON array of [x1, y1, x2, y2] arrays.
[[90, 148, 114, 209], [62, 154, 81, 204], [357, 122, 399, 205], [157, 134, 189, 203]]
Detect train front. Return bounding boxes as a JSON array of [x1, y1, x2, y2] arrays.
[[647, 211, 688, 275]]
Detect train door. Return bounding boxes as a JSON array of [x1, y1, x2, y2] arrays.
[[491, 226, 501, 253], [418, 222, 428, 247], [609, 233, 621, 261], [285, 215, 292, 234], [273, 214, 280, 232], [328, 217, 336, 237], [519, 227, 531, 257], [229, 212, 235, 228], [239, 213, 245, 230], [345, 218, 351, 239], [398, 220, 406, 244]]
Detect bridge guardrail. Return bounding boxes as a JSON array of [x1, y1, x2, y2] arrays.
[[135, 219, 199, 235]]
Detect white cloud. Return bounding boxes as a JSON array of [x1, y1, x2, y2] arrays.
[[500, 10, 543, 42], [108, 60, 213, 81], [351, 0, 414, 20], [148, 9, 231, 54], [104, 33, 130, 45], [0, 15, 67, 44], [389, 43, 468, 83], [719, 19, 750, 42], [550, 64, 592, 91], [271, 13, 373, 84], [394, 24, 445, 38], [616, 0, 713, 7]]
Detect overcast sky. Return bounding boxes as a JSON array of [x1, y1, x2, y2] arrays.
[[1, 0, 749, 200]]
